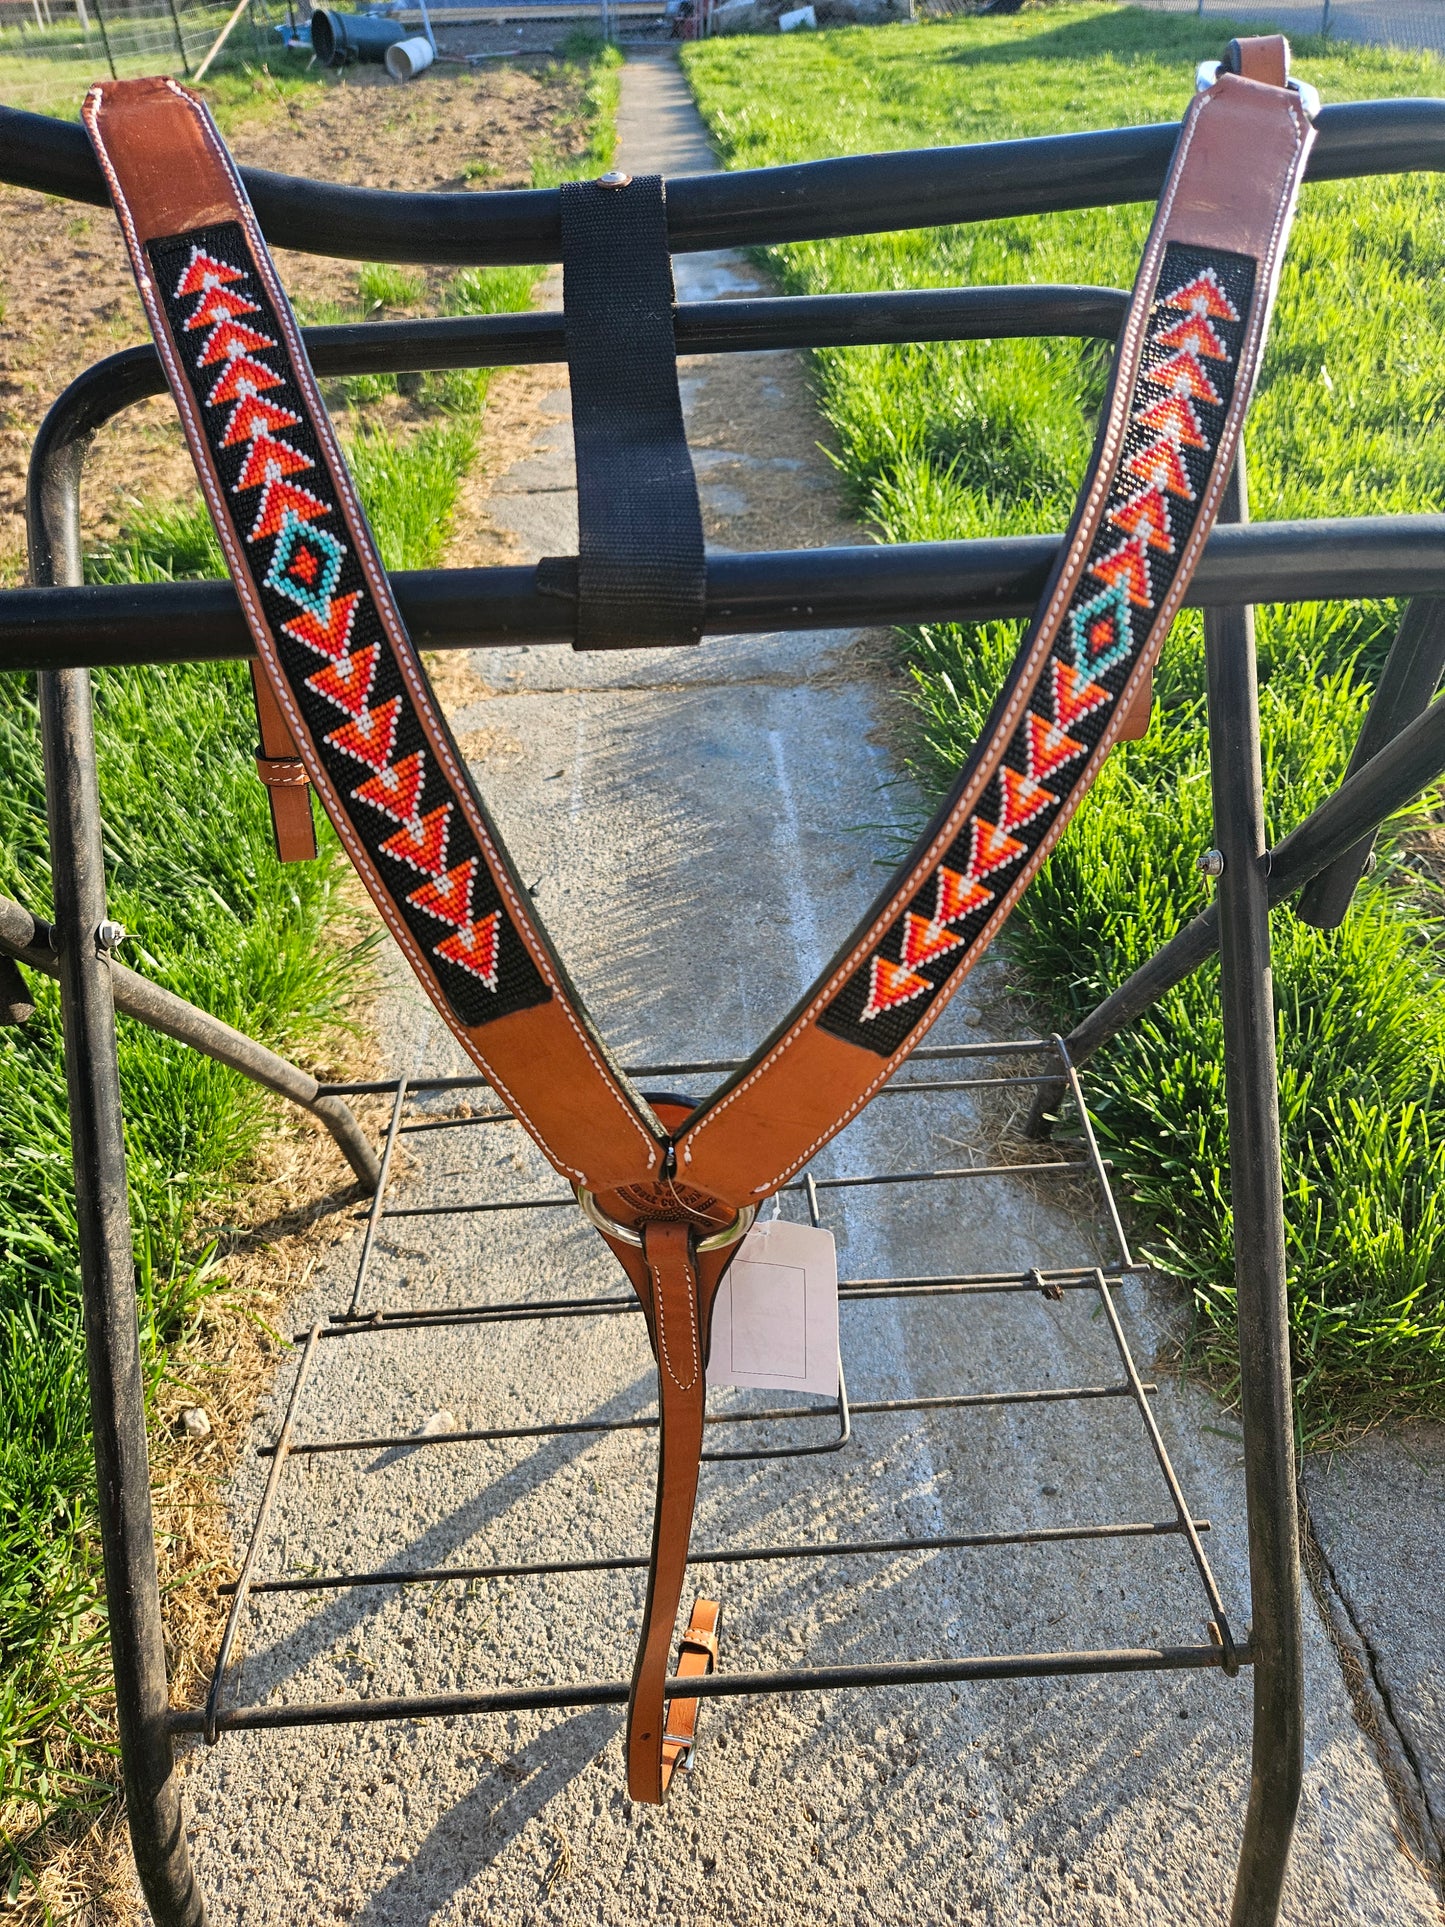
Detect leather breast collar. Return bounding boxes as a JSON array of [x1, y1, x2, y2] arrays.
[[82, 39, 1314, 1801]]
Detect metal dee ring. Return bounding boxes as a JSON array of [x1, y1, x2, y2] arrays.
[[574, 1186, 757, 1253]]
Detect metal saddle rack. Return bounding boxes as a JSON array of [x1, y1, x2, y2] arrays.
[[4, 67, 1445, 1927]]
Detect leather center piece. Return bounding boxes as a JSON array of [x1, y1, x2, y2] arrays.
[[610, 1178, 729, 1228]]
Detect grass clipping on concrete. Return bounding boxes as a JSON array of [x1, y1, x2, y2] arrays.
[[684, 6, 1445, 1439]]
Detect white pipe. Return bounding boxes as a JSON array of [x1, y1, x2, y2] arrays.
[[384, 31, 434, 77]]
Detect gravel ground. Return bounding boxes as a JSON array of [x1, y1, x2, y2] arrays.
[[168, 53, 1440, 1926]]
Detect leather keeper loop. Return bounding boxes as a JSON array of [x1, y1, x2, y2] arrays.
[[558, 174, 706, 652], [1226, 34, 1290, 88], [254, 753, 310, 788]]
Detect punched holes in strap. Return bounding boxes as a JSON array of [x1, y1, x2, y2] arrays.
[[547, 173, 706, 652]]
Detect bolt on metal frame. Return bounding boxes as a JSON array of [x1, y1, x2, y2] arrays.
[[0, 888, 381, 1187], [4, 93, 1445, 1927]]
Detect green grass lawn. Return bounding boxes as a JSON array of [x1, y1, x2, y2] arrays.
[[0, 39, 619, 1893], [684, 8, 1445, 1437]]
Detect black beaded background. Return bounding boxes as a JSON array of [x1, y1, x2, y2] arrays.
[[821, 242, 1257, 1057], [148, 223, 550, 1028]]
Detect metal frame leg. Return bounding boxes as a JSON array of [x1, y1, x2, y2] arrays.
[[39, 671, 204, 1927], [1295, 594, 1445, 927], [1205, 456, 1304, 1927], [32, 408, 205, 1919]]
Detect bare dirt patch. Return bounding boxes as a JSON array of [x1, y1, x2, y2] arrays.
[[0, 58, 596, 581]]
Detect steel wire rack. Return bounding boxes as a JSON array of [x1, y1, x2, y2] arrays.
[[195, 1035, 1244, 1753], [4, 86, 1445, 1927]]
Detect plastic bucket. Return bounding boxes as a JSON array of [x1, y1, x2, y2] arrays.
[[310, 10, 408, 65], [384, 33, 434, 80]]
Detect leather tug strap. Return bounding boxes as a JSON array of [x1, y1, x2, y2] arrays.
[[83, 49, 1314, 1804], [539, 173, 706, 651], [250, 659, 317, 862], [629, 1220, 708, 1801], [662, 1596, 721, 1790]]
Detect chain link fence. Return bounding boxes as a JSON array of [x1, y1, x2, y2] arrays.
[[907, 0, 1445, 55], [1132, 0, 1445, 56], [0, 0, 294, 114]]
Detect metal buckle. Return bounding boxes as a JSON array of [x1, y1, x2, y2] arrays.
[[662, 1735, 695, 1772], [574, 1185, 758, 1253]]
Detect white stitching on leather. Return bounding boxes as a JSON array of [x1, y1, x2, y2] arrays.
[[681, 86, 1309, 1193], [649, 1236, 699, 1392], [87, 84, 659, 1187]]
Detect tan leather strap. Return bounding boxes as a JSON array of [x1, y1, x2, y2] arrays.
[[250, 659, 317, 862], [672, 54, 1317, 1209], [627, 1220, 708, 1802], [83, 77, 664, 1198], [1228, 32, 1289, 87], [661, 1596, 721, 1791]]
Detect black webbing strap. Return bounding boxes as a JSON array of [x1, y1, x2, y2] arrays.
[[554, 174, 705, 652]]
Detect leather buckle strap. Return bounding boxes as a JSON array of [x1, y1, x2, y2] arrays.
[[626, 1218, 709, 1803], [249, 659, 316, 863], [671, 42, 1318, 1208], [661, 1596, 721, 1789]]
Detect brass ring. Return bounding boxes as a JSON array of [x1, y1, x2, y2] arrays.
[[574, 1186, 757, 1253]]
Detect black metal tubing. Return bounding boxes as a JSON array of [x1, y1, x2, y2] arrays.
[[1295, 596, 1445, 928], [38, 678, 203, 1924], [0, 890, 379, 1190], [227, 1514, 1205, 1598], [204, 1324, 323, 1746], [12, 238, 1445, 676], [28, 286, 206, 1914], [17, 288, 1118, 655], [173, 1640, 1244, 1738], [1025, 675, 1445, 1131], [1205, 460, 1304, 1927], [26, 283, 1129, 404], [3, 98, 1442, 263], [264, 1380, 1149, 1458], [304, 1267, 1121, 1341], [11, 515, 1445, 673]]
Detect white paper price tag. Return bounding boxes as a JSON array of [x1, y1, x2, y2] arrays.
[[706, 1219, 839, 1397]]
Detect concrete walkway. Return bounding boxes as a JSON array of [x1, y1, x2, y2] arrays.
[[174, 54, 1438, 1926]]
